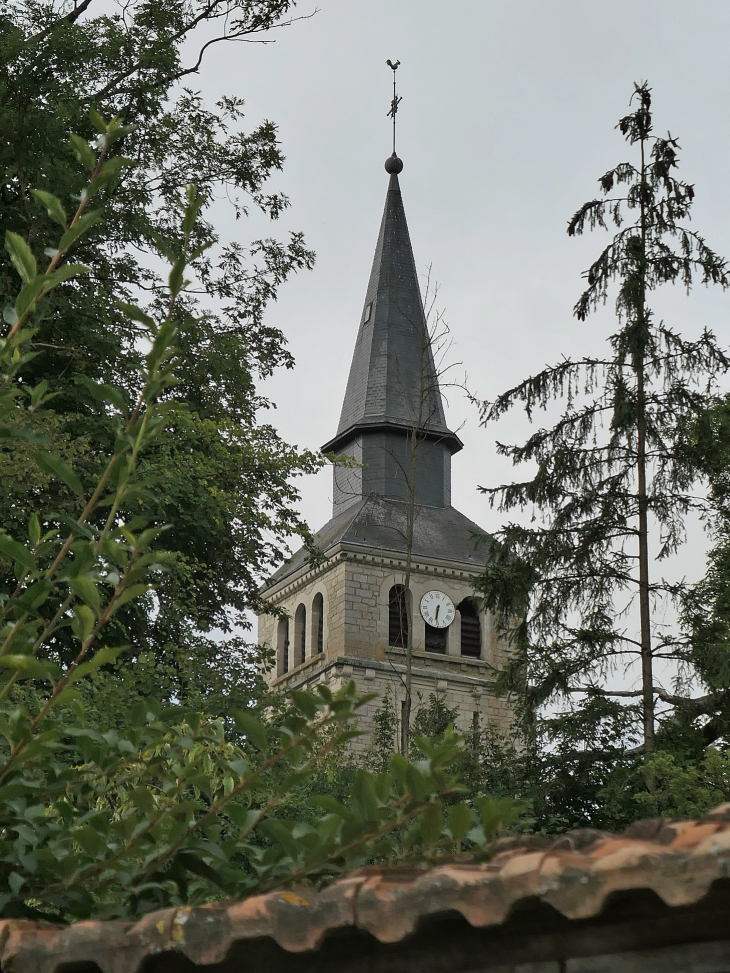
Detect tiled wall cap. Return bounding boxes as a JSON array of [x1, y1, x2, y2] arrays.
[[5, 809, 730, 973]]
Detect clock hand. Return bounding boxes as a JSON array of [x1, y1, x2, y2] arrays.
[[435, 604, 440, 621]]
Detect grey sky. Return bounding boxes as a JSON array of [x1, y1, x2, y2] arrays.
[[196, 0, 730, 558]]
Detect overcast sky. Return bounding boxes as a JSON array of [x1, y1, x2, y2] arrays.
[[194, 0, 730, 570]]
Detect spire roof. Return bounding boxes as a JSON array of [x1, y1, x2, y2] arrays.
[[322, 162, 462, 456]]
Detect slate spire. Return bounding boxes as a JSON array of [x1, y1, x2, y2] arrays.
[[325, 161, 459, 450], [323, 154, 462, 513]]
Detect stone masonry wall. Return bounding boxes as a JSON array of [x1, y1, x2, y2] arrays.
[[257, 545, 515, 748]]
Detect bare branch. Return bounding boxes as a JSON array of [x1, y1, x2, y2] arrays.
[[172, 9, 319, 82]]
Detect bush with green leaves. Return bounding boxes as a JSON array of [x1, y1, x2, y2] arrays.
[[0, 117, 520, 922]]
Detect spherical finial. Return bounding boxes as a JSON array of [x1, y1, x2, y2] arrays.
[[384, 152, 403, 174]]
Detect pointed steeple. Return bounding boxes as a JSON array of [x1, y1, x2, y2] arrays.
[[323, 154, 462, 514]]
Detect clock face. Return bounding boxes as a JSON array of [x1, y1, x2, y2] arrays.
[[420, 590, 455, 629]]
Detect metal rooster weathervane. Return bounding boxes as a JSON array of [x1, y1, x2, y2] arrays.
[[386, 59, 401, 154]]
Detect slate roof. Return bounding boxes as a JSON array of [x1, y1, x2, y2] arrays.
[[322, 169, 460, 455], [263, 496, 490, 591], [6, 806, 730, 973]]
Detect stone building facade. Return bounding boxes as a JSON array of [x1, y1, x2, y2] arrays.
[[257, 151, 513, 750]]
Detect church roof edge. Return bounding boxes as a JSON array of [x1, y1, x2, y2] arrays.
[[259, 496, 491, 596], [321, 417, 463, 456]]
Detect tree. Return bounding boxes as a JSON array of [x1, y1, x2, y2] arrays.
[[0, 0, 319, 679], [398, 283, 456, 754], [379, 277, 461, 756], [474, 82, 729, 773]]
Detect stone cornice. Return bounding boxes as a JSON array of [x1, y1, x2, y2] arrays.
[[259, 541, 484, 608], [270, 651, 498, 694]]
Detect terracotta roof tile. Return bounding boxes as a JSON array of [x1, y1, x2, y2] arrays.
[[4, 808, 730, 973]]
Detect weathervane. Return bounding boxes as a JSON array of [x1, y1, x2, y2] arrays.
[[386, 59, 401, 155]]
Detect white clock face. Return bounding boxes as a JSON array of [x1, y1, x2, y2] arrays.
[[420, 590, 455, 629]]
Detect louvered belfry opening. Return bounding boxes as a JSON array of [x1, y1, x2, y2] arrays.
[[458, 599, 481, 658], [312, 592, 324, 654], [389, 584, 408, 648], [425, 623, 446, 653]]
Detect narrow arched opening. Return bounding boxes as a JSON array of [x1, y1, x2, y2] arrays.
[[294, 603, 306, 667], [388, 584, 408, 648], [458, 598, 481, 658], [277, 617, 290, 676], [312, 592, 324, 654]]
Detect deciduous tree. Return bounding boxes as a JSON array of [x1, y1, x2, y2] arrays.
[[0, 0, 319, 677]]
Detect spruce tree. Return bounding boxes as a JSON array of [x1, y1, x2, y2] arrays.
[[475, 83, 729, 766]]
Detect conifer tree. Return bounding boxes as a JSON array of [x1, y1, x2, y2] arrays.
[[475, 83, 729, 762]]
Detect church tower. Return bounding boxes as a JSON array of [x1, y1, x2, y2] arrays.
[[257, 147, 513, 750]]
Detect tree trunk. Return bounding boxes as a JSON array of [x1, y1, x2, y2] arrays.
[[399, 279, 443, 755], [637, 133, 655, 756], [401, 303, 433, 756], [402, 427, 417, 757], [636, 361, 655, 754]]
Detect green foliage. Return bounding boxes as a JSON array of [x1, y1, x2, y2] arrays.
[[411, 692, 460, 743], [450, 726, 730, 836], [676, 397, 730, 745], [0, 678, 497, 921], [475, 83, 729, 772], [71, 639, 273, 738], [595, 749, 730, 829], [0, 0, 320, 677], [363, 693, 398, 773]]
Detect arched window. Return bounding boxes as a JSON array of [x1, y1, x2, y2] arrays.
[[458, 598, 481, 658], [294, 603, 306, 667], [388, 584, 408, 648], [312, 592, 324, 654], [277, 617, 290, 676]]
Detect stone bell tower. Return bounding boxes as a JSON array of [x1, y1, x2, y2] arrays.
[[257, 149, 512, 750]]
